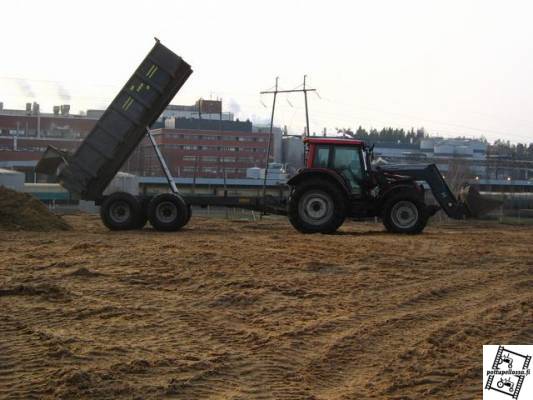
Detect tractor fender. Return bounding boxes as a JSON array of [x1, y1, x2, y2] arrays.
[[287, 169, 351, 198], [379, 182, 424, 206]]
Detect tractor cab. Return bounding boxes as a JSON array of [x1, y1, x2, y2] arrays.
[[305, 137, 372, 196]]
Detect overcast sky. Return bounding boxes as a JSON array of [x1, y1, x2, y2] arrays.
[[1, 0, 532, 143]]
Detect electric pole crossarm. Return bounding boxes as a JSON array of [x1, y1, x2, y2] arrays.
[[260, 89, 316, 94]]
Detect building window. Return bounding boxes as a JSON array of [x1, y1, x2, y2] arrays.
[[183, 134, 199, 140]]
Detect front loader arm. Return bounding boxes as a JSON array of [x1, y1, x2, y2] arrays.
[[378, 164, 469, 219]]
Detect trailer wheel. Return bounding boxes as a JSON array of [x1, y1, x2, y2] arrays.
[[382, 193, 428, 234], [148, 193, 189, 231], [288, 178, 347, 234], [100, 192, 142, 231]]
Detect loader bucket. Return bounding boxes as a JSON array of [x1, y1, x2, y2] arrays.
[[458, 185, 502, 218]]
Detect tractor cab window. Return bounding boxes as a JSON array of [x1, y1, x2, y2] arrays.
[[332, 146, 363, 194], [313, 145, 330, 168]]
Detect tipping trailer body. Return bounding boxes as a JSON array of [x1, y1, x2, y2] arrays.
[[36, 40, 192, 201]]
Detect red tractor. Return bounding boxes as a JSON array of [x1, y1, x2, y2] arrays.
[[286, 137, 495, 234]]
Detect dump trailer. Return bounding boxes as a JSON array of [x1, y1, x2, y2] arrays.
[[36, 39, 282, 231], [37, 40, 498, 234], [37, 39, 192, 201]]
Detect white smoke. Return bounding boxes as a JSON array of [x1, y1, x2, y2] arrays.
[[56, 83, 71, 102], [16, 79, 35, 98], [227, 98, 241, 116]]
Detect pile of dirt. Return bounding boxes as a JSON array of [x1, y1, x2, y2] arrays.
[[0, 186, 70, 231]]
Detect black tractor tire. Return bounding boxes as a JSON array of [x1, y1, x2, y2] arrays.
[[100, 192, 142, 231], [148, 193, 190, 232], [288, 178, 347, 234], [382, 192, 428, 234]]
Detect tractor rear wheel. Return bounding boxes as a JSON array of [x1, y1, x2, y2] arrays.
[[148, 193, 190, 232], [382, 193, 428, 234], [100, 192, 142, 231], [288, 178, 347, 234]]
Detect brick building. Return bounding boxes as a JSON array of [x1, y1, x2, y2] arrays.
[[127, 118, 272, 179], [1, 99, 281, 181], [0, 103, 95, 179]]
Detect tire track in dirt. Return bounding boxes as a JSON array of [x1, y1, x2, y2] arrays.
[[0, 215, 532, 399]]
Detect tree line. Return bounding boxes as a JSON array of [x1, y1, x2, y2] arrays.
[[336, 126, 533, 160], [336, 126, 430, 145]]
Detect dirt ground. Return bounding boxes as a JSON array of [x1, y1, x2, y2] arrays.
[[1, 214, 532, 400]]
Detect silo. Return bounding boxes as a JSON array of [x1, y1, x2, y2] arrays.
[[282, 136, 305, 175]]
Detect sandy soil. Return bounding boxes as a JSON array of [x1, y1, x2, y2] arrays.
[[0, 214, 532, 399]]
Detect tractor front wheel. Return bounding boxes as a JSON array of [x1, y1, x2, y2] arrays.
[[382, 193, 428, 234], [288, 178, 347, 234]]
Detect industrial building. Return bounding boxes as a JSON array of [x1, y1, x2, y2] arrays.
[[124, 98, 284, 179], [129, 124, 272, 179], [2, 98, 532, 200], [0, 99, 285, 181]]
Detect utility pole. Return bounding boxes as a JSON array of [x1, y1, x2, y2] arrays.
[[259, 76, 317, 213], [303, 75, 310, 137], [260, 77, 279, 215]]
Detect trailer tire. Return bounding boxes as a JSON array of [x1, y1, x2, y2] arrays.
[[148, 193, 189, 232], [100, 192, 142, 231], [382, 193, 428, 234], [288, 178, 347, 234]]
